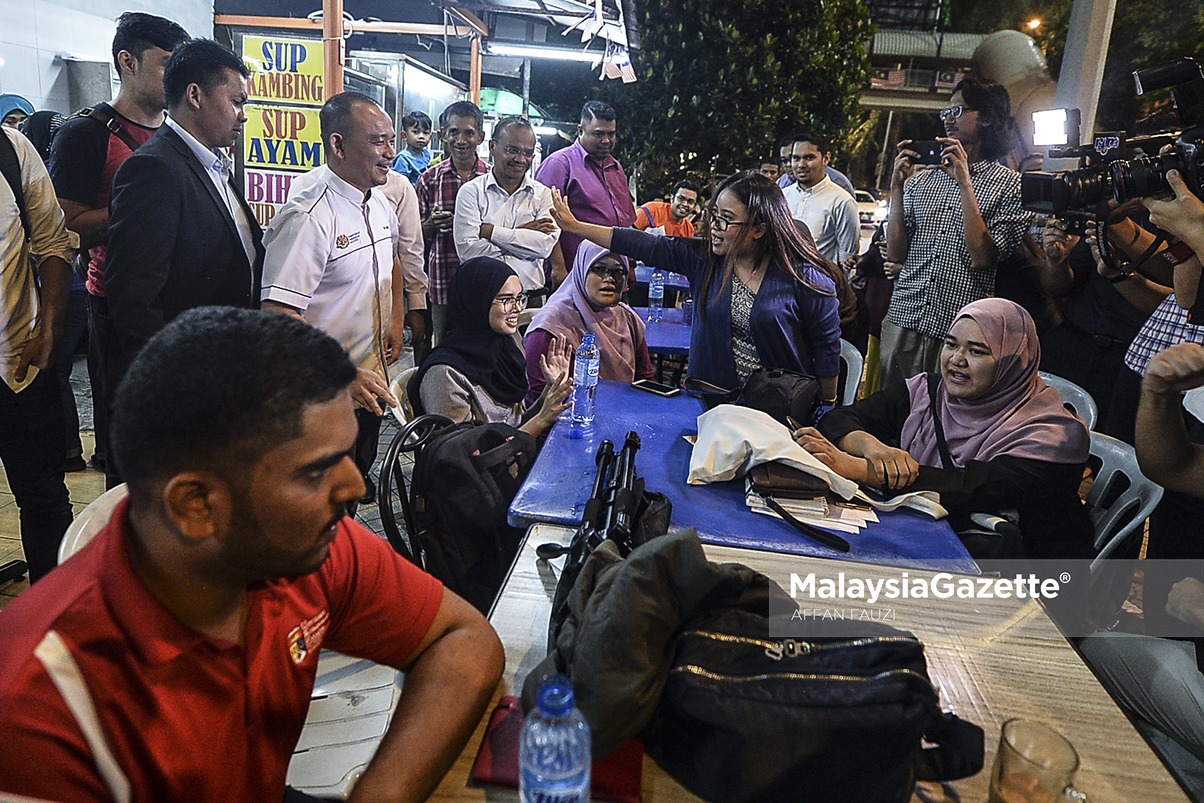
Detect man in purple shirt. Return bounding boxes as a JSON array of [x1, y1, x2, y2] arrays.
[[535, 100, 636, 286]]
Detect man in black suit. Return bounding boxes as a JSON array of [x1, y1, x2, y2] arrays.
[[106, 38, 263, 485]]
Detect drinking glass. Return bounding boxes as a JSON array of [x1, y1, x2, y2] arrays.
[[989, 719, 1088, 803]]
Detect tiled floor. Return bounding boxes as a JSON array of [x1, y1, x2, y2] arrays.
[[0, 432, 107, 609]]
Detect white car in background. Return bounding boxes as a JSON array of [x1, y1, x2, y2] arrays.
[[855, 189, 888, 229]]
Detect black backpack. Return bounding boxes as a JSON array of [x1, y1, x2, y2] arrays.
[[0, 129, 30, 243], [407, 418, 538, 613]]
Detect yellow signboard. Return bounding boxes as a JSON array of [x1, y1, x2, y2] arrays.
[[243, 35, 324, 106], [243, 104, 323, 172]]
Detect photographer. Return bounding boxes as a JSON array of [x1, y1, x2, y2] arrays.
[[1142, 169, 1204, 310], [1036, 210, 1171, 430], [881, 75, 1029, 386]]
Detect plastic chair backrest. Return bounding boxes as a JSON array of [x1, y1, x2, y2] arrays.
[[838, 339, 864, 408], [1085, 432, 1164, 574], [59, 484, 129, 564], [377, 413, 454, 566], [390, 366, 419, 426], [1038, 371, 1098, 430]]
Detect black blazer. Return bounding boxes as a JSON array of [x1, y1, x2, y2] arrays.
[[105, 124, 264, 375]]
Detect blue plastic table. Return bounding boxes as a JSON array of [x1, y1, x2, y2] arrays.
[[509, 380, 978, 573], [634, 306, 691, 357], [634, 263, 690, 292]]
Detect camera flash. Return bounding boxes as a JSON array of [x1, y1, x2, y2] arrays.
[[1032, 109, 1070, 146]]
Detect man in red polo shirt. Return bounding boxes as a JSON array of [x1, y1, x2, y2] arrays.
[[0, 308, 504, 801]]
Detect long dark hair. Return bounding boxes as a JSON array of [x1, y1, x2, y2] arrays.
[[698, 171, 853, 322]]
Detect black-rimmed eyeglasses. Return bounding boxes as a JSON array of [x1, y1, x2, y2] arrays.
[[587, 265, 628, 284], [710, 216, 747, 232], [938, 105, 975, 122]]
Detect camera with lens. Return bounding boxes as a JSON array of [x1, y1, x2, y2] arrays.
[[1109, 58, 1204, 204], [1023, 59, 1204, 232]]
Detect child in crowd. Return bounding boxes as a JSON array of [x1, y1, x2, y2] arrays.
[[392, 110, 432, 186]]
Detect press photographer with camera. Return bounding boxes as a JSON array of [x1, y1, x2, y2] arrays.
[[1035, 208, 1171, 431], [1142, 169, 1204, 310]]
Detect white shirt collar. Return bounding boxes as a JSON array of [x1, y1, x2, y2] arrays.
[[323, 167, 375, 205], [165, 116, 229, 175], [484, 168, 533, 196]]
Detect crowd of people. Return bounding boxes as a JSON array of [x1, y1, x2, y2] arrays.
[[0, 11, 1202, 799]]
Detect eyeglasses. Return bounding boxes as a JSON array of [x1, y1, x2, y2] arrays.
[[588, 265, 628, 284], [672, 193, 698, 206], [501, 144, 536, 160], [709, 216, 747, 232], [938, 105, 975, 122], [492, 293, 529, 311]]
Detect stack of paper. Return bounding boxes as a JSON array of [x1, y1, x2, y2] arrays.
[[745, 481, 882, 535]]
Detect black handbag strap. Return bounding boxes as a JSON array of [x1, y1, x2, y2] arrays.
[[0, 130, 30, 243], [915, 712, 985, 781], [925, 373, 954, 470]]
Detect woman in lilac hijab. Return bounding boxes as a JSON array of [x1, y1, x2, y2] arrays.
[[796, 298, 1094, 558], [523, 240, 655, 406]]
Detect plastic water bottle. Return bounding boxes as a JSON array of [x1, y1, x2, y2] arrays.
[[570, 333, 599, 429], [648, 268, 665, 322], [520, 675, 591, 803]]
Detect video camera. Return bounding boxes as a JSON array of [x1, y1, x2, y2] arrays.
[[1022, 58, 1204, 226]]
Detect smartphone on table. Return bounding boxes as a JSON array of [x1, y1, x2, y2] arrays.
[[632, 379, 681, 397]]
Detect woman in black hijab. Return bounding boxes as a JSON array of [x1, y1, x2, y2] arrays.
[[410, 257, 571, 437]]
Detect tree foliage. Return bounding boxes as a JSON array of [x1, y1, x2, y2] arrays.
[[611, 0, 875, 198]]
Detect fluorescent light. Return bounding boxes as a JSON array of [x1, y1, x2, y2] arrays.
[[533, 126, 560, 135], [488, 43, 611, 63], [1032, 108, 1070, 146]]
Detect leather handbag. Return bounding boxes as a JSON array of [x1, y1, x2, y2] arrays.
[[525, 530, 984, 802], [741, 367, 822, 428], [746, 461, 830, 499]]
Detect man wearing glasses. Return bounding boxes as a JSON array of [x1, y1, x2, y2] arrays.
[[260, 92, 403, 502], [634, 178, 702, 237], [881, 75, 1029, 385], [536, 100, 636, 286], [453, 116, 559, 302]]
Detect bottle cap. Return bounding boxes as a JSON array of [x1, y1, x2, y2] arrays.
[[536, 675, 575, 717]]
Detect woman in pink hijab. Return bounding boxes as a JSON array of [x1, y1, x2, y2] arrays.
[[523, 240, 655, 405], [796, 298, 1094, 558]]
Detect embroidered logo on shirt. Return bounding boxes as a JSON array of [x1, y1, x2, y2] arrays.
[[287, 609, 330, 664], [336, 234, 350, 249]]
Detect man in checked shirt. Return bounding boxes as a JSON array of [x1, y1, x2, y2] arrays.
[[881, 75, 1030, 386], [416, 101, 488, 346]]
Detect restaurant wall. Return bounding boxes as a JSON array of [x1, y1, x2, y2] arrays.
[[0, 0, 213, 113]]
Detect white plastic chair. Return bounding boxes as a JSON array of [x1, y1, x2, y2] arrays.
[[838, 339, 864, 408], [1039, 371, 1098, 430], [59, 486, 400, 800], [59, 483, 128, 565], [1085, 432, 1163, 574]]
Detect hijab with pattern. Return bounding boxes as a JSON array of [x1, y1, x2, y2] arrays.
[[900, 298, 1089, 469], [409, 257, 528, 413], [525, 240, 646, 381]]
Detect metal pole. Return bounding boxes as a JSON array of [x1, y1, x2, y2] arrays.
[[874, 109, 895, 191], [1054, 0, 1117, 141], [322, 0, 344, 98], [522, 57, 531, 117], [470, 36, 482, 105]]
